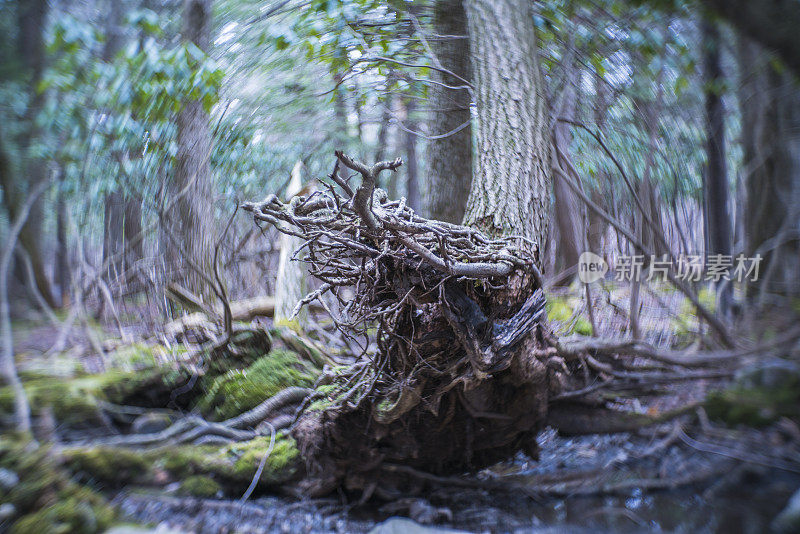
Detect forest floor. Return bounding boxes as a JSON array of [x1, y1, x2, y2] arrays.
[[110, 426, 800, 533], [3, 283, 800, 533]]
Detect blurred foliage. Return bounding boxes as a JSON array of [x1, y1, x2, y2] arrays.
[[0, 0, 743, 281]]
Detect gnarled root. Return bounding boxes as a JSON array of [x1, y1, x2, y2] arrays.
[[245, 152, 573, 495]]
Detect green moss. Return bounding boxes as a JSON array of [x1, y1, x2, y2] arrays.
[[0, 377, 104, 426], [159, 434, 300, 488], [229, 434, 299, 484], [0, 437, 116, 534], [271, 326, 327, 367], [705, 384, 800, 427], [673, 287, 718, 340], [306, 384, 341, 412], [179, 475, 221, 497], [11, 485, 115, 534], [63, 447, 152, 483], [546, 296, 573, 323], [573, 317, 593, 336], [206, 329, 272, 375], [59, 434, 299, 496], [697, 287, 717, 312], [0, 363, 194, 426], [273, 318, 301, 332], [0, 439, 59, 511], [107, 343, 160, 369], [546, 295, 593, 336], [160, 444, 222, 478], [198, 349, 318, 420]]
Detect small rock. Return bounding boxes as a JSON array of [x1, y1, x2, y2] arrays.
[[773, 487, 800, 533], [379, 499, 453, 525], [0, 502, 16, 522], [131, 413, 173, 434], [368, 517, 466, 534], [0, 468, 19, 491], [104, 526, 187, 534]]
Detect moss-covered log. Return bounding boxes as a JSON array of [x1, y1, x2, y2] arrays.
[[0, 436, 117, 534], [62, 433, 301, 493]]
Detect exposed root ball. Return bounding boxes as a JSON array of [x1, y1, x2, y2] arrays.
[[245, 152, 572, 495]]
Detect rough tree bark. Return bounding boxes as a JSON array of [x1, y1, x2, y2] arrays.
[[102, 0, 124, 284], [424, 0, 473, 224], [738, 39, 800, 299], [55, 175, 70, 307], [124, 196, 144, 284], [103, 192, 125, 283], [462, 0, 550, 248], [702, 21, 733, 314], [173, 0, 215, 299]]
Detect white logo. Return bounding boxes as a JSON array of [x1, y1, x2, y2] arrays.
[[578, 252, 607, 283]]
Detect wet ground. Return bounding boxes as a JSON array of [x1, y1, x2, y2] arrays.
[[113, 427, 800, 533]]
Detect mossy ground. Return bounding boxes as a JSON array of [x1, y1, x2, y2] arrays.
[[63, 432, 301, 493], [0, 436, 116, 534], [1, 326, 313, 524], [705, 381, 800, 427], [671, 286, 717, 341], [546, 294, 593, 336], [198, 348, 318, 420], [179, 475, 222, 497]]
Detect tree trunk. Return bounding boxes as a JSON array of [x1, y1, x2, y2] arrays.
[[103, 191, 125, 284], [462, 0, 550, 252], [123, 196, 144, 287], [739, 39, 800, 299], [404, 98, 421, 211], [587, 71, 610, 258], [102, 0, 144, 294], [274, 161, 308, 324], [552, 61, 584, 282], [333, 72, 350, 148], [701, 0, 800, 76], [173, 0, 215, 300], [373, 95, 392, 165], [702, 21, 733, 314], [9, 0, 55, 309], [0, 182, 48, 434], [424, 0, 473, 224], [55, 175, 70, 307]]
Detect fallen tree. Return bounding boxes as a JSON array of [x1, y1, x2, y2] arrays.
[[24, 151, 785, 503], [241, 151, 750, 497]]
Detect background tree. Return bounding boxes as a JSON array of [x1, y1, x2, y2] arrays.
[[0, 0, 55, 308], [171, 0, 215, 300], [424, 0, 473, 223], [739, 39, 800, 301], [551, 58, 584, 281], [702, 20, 732, 314]]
